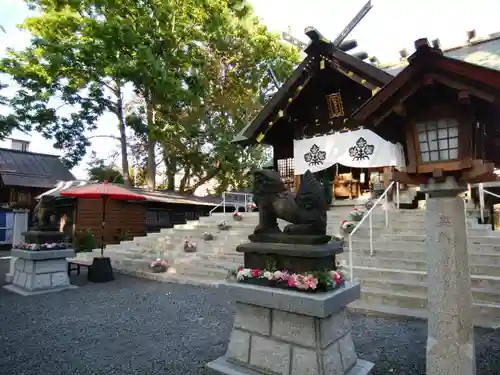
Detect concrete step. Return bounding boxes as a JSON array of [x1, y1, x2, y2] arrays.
[[358, 277, 500, 304], [341, 256, 500, 276], [175, 262, 230, 279], [348, 239, 500, 253], [341, 246, 500, 265], [358, 286, 500, 324], [355, 235, 500, 246], [344, 266, 500, 290]]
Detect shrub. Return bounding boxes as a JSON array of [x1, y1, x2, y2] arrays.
[[73, 229, 97, 253]]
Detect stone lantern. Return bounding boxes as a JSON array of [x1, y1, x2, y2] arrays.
[[352, 38, 500, 375]]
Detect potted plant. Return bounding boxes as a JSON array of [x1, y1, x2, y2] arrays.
[[233, 210, 243, 221], [203, 232, 214, 241], [150, 258, 169, 273], [217, 220, 231, 231], [349, 207, 364, 222], [247, 202, 257, 212], [184, 240, 197, 253], [340, 220, 356, 234]]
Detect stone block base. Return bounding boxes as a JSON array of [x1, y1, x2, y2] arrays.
[[5, 249, 77, 296], [208, 356, 374, 375], [3, 283, 77, 296], [208, 281, 373, 375]]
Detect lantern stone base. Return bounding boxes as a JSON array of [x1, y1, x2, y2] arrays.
[[207, 281, 373, 375], [3, 249, 77, 296]]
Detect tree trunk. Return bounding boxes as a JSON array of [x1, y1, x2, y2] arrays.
[[145, 93, 156, 191], [164, 156, 177, 191], [116, 86, 131, 188], [179, 166, 191, 193], [183, 166, 220, 195]]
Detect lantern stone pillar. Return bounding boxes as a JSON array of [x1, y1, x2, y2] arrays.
[[421, 176, 476, 375]]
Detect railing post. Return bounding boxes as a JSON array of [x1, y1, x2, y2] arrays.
[[369, 213, 373, 256], [348, 234, 353, 282], [396, 181, 400, 210], [244, 194, 248, 213], [385, 191, 389, 227], [479, 183, 485, 224], [223, 192, 226, 214]]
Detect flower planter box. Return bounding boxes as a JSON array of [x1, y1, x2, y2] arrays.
[[240, 277, 335, 293]]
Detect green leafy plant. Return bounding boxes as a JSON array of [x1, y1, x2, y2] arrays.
[[73, 229, 97, 253]]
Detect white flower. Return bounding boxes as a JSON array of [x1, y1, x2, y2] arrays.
[[263, 271, 274, 280]]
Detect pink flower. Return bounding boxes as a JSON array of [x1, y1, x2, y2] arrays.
[[287, 274, 297, 287], [233, 211, 239, 217], [341, 220, 347, 224], [251, 269, 260, 277]]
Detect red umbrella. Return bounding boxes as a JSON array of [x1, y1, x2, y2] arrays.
[[61, 180, 146, 256]]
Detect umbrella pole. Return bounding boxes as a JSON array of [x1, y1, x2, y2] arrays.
[[101, 195, 108, 257]]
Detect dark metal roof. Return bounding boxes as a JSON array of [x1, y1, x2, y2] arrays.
[[0, 148, 75, 188], [382, 35, 500, 76]]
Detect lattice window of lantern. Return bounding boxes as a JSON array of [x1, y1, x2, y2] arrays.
[[326, 93, 345, 118], [417, 118, 459, 163], [277, 158, 294, 189]]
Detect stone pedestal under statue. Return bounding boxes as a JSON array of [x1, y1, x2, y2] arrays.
[[4, 249, 76, 296], [208, 281, 373, 375], [421, 177, 476, 375]]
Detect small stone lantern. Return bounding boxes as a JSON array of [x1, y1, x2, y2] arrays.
[[352, 37, 500, 375]]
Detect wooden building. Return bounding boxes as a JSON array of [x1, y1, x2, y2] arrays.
[[351, 38, 500, 190], [0, 141, 75, 244], [234, 28, 393, 199], [38, 181, 220, 246], [0, 142, 75, 208]]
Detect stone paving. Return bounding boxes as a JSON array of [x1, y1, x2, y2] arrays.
[[0, 259, 500, 375]]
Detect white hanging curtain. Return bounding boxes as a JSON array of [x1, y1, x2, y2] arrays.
[[294, 134, 340, 175], [293, 129, 406, 175]]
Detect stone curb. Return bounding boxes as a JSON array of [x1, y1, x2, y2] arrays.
[[112, 266, 221, 288]]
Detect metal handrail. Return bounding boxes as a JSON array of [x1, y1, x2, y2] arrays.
[[209, 192, 226, 216], [347, 181, 395, 282], [478, 183, 500, 224], [209, 192, 254, 216]]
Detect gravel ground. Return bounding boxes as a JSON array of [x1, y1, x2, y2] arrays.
[[1, 258, 500, 375]]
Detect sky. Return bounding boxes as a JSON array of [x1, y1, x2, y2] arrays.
[[1, 0, 500, 179]]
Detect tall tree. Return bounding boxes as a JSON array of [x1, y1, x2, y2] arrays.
[[86, 152, 125, 184], [2, 0, 299, 192], [0, 2, 133, 179]]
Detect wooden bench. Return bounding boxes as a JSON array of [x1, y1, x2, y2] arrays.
[[67, 258, 93, 276]]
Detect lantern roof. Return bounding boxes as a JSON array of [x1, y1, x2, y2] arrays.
[[233, 36, 392, 146], [351, 38, 500, 126]]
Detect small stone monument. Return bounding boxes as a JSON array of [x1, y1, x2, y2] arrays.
[[4, 197, 76, 296], [421, 177, 476, 375], [207, 170, 374, 375]]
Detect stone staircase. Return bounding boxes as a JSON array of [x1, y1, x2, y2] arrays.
[[76, 204, 500, 327], [76, 206, 359, 283]]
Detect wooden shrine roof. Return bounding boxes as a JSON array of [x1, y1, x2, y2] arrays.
[[351, 38, 500, 126], [234, 38, 393, 145]]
